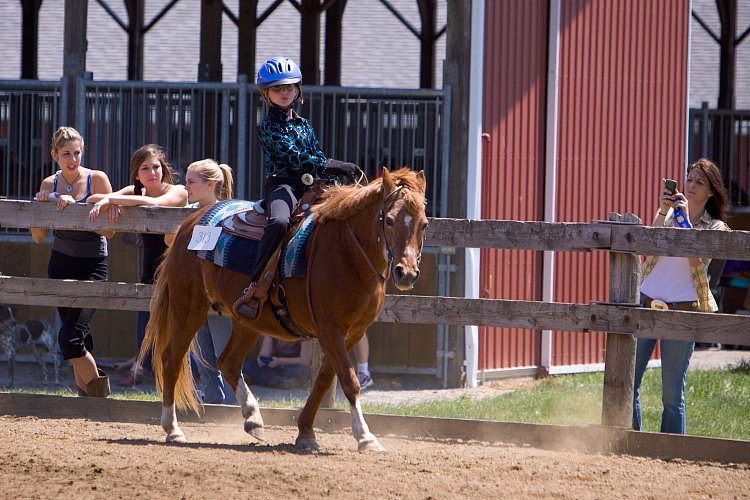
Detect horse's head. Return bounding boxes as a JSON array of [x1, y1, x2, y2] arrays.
[[380, 168, 428, 291]]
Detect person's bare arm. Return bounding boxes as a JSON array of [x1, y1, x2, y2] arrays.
[[258, 337, 274, 358], [31, 176, 56, 243], [89, 184, 187, 222], [272, 340, 312, 367], [87, 171, 116, 237]]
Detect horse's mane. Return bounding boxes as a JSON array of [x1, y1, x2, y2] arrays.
[[312, 168, 425, 224]]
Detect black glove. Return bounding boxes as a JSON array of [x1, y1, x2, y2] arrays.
[[325, 159, 361, 184]]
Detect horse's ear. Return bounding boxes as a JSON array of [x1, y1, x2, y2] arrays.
[[382, 167, 395, 194], [415, 170, 426, 193]]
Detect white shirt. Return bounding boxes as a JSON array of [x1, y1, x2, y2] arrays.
[[640, 256, 699, 302]]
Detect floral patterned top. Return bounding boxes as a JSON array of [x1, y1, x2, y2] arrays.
[[258, 106, 335, 196]]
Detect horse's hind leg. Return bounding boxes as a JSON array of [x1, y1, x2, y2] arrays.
[[216, 321, 265, 440], [159, 310, 206, 443]]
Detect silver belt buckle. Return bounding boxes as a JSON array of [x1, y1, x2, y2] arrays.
[[650, 299, 669, 310], [301, 173, 314, 186]]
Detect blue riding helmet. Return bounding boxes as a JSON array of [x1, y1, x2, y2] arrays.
[[257, 57, 302, 88]]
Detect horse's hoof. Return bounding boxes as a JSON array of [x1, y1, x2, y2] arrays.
[[358, 439, 385, 452], [244, 420, 265, 440], [249, 427, 266, 441], [295, 437, 320, 450], [166, 432, 186, 443]]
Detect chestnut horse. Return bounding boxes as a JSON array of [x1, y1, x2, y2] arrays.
[[139, 167, 428, 451]]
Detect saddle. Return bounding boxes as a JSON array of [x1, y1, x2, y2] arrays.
[[221, 185, 322, 242], [232, 183, 324, 325]]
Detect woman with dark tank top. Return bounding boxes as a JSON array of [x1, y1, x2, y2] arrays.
[[32, 126, 114, 397], [89, 144, 187, 385]]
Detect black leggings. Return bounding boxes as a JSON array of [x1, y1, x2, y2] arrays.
[[251, 185, 297, 281], [48, 250, 108, 360]]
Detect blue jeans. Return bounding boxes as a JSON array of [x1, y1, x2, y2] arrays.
[[194, 320, 236, 405], [632, 337, 695, 434]]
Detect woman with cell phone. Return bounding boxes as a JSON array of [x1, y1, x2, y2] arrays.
[[632, 158, 730, 434]]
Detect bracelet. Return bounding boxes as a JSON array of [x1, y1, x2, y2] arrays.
[[658, 211, 668, 217]]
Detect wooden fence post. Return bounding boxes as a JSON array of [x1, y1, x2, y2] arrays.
[[311, 340, 336, 408], [601, 212, 641, 427]]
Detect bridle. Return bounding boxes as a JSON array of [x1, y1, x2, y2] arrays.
[[346, 184, 424, 285]]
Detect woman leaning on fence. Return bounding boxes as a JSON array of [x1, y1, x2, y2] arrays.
[[633, 158, 730, 434], [88, 144, 188, 386], [31, 126, 114, 398]]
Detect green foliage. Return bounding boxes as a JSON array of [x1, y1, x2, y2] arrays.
[[361, 370, 750, 441]]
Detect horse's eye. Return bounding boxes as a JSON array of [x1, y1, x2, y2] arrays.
[[385, 216, 395, 226]]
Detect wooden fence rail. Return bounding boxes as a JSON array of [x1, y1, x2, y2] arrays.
[[4, 199, 750, 257], [2, 199, 750, 429], [3, 277, 748, 346]]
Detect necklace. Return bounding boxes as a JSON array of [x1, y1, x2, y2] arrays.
[[62, 170, 82, 193]]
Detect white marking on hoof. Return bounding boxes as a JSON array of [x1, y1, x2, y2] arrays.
[[245, 422, 266, 441], [237, 377, 265, 437], [350, 400, 381, 450], [358, 436, 385, 452], [166, 432, 187, 443], [161, 404, 186, 443]]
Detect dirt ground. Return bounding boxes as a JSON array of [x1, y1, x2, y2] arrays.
[[1, 415, 748, 499]]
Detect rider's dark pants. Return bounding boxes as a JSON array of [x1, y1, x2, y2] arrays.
[[250, 185, 297, 281]]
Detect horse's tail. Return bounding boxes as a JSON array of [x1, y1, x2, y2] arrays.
[[137, 254, 202, 414]]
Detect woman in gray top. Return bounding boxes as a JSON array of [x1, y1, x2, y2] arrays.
[[32, 126, 114, 397]]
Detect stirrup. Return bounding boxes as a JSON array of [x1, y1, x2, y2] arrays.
[[234, 283, 262, 321]]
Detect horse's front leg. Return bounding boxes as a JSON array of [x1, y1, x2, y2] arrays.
[[341, 366, 383, 452], [316, 333, 384, 452], [296, 356, 337, 450]]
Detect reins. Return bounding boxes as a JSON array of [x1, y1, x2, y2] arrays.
[[346, 219, 388, 284], [345, 185, 405, 285]]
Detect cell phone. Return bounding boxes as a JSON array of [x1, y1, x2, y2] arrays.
[[259, 356, 273, 364], [664, 179, 677, 195]]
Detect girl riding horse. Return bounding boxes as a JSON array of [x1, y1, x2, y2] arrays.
[[140, 167, 428, 451], [234, 56, 361, 319]]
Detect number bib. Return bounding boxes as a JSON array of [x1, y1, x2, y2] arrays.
[[188, 225, 223, 251]]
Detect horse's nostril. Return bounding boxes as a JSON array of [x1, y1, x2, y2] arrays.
[[395, 266, 405, 280]]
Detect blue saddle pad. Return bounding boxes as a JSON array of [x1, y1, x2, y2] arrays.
[[191, 199, 259, 276], [280, 213, 315, 278]]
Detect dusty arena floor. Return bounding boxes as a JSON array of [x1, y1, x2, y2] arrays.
[[2, 415, 749, 499]]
